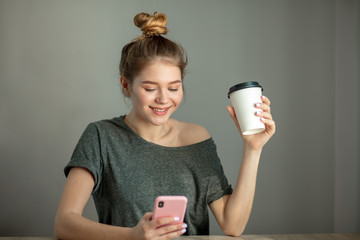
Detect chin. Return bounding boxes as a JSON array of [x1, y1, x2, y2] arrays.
[[149, 113, 173, 126], [148, 109, 176, 126], [150, 117, 169, 126]]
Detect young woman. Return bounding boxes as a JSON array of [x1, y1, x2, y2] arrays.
[[55, 12, 275, 240]]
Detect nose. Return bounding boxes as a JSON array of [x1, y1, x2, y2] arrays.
[[155, 89, 169, 104]]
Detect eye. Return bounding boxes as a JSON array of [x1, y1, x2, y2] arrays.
[[145, 88, 155, 92], [169, 88, 179, 92]]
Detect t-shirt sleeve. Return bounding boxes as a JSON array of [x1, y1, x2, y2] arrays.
[[206, 139, 233, 204], [64, 123, 103, 193]]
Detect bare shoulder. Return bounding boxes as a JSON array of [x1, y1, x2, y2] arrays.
[[173, 119, 211, 146], [182, 122, 210, 139]]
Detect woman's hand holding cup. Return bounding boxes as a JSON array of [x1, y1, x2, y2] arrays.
[[227, 82, 275, 150]]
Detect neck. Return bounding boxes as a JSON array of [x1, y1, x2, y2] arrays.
[[124, 112, 172, 143]]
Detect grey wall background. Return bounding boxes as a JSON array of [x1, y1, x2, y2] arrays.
[[0, 0, 359, 237]]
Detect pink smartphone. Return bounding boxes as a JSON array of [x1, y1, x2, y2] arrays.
[[152, 196, 188, 223]]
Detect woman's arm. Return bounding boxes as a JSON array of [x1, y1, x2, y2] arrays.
[[209, 96, 276, 236], [209, 147, 262, 236], [55, 167, 187, 240], [55, 167, 133, 240]]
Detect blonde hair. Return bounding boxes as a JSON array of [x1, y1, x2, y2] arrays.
[[119, 12, 188, 96], [134, 12, 168, 37]]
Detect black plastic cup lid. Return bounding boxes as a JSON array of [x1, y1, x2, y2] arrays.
[[228, 81, 263, 98]]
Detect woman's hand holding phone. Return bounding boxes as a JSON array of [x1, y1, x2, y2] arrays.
[[131, 196, 188, 239], [132, 212, 187, 240]]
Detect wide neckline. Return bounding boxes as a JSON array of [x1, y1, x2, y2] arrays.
[[117, 115, 212, 150]]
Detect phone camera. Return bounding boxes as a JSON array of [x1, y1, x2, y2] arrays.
[[158, 201, 164, 208]]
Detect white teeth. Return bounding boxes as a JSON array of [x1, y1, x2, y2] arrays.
[[153, 108, 167, 112]]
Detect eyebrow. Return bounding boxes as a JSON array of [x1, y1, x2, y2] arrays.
[[141, 80, 182, 85]]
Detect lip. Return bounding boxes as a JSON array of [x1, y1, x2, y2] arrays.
[[150, 106, 171, 116]]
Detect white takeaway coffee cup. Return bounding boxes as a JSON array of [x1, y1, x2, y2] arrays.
[[228, 81, 265, 135]]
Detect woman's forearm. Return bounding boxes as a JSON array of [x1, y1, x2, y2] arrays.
[[222, 146, 262, 236], [55, 212, 133, 240]]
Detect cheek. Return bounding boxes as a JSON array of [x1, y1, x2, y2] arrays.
[[174, 91, 183, 105], [131, 91, 150, 106]]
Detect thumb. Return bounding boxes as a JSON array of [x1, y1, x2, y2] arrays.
[[227, 105, 238, 125], [227, 105, 242, 133], [143, 212, 153, 221], [227, 105, 235, 118]]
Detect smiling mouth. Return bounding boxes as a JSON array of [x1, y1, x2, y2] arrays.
[[150, 106, 171, 112]]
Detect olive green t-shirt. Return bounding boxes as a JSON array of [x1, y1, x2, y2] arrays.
[[64, 115, 233, 235]]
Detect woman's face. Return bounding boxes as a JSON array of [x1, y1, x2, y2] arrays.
[[128, 61, 183, 126]]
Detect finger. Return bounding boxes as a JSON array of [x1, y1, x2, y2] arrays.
[[142, 217, 182, 240], [255, 111, 273, 120], [255, 102, 271, 113], [152, 216, 180, 228], [158, 228, 187, 240], [261, 117, 276, 126], [227, 105, 241, 132], [227, 106, 237, 124], [157, 223, 187, 236], [143, 212, 153, 221], [227, 105, 236, 119], [261, 95, 271, 106], [260, 117, 276, 132], [139, 213, 154, 233]]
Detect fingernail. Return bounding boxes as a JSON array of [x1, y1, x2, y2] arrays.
[[182, 224, 188, 228], [255, 103, 261, 107], [261, 95, 266, 99], [174, 217, 180, 221], [181, 229, 187, 233], [261, 117, 266, 121], [256, 111, 262, 115]]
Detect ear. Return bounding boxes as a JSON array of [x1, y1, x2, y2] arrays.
[[120, 77, 131, 97]]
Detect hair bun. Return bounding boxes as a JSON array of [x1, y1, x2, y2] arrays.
[[134, 12, 168, 37]]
